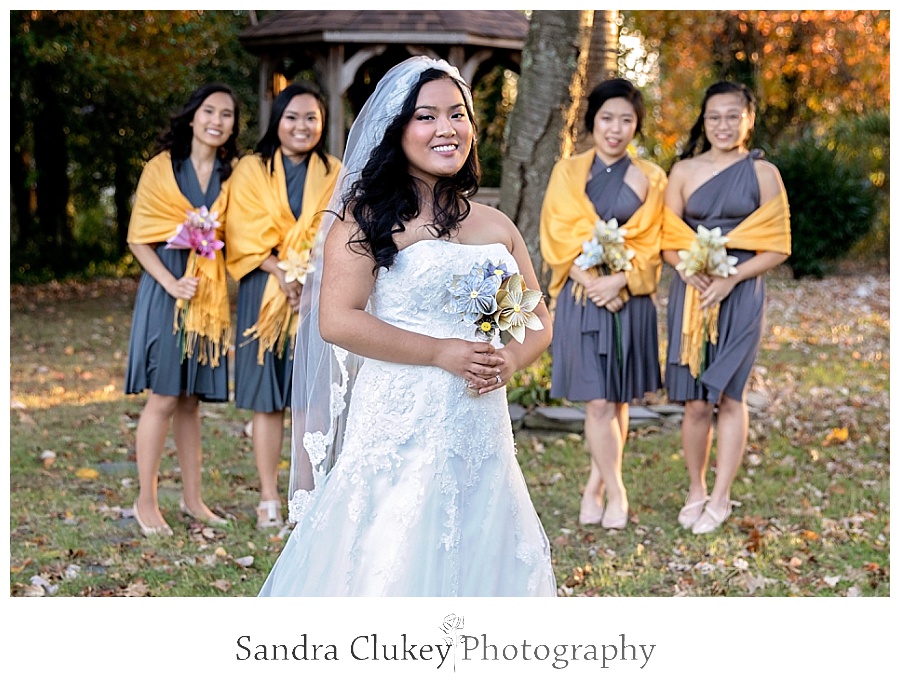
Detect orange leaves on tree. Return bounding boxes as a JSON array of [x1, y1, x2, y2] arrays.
[[627, 10, 889, 161]]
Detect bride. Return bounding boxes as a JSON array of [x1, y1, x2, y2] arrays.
[[258, 56, 557, 596]]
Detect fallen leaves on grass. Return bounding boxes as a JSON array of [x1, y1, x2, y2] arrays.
[[823, 427, 850, 445], [8, 269, 889, 597], [25, 575, 59, 596], [122, 580, 151, 597]]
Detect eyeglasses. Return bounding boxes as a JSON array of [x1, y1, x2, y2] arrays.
[[703, 113, 747, 127]]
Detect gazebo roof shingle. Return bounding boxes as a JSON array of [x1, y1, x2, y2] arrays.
[[240, 10, 528, 49]]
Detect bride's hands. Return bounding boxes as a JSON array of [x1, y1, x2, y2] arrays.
[[435, 339, 505, 391], [472, 347, 516, 395]]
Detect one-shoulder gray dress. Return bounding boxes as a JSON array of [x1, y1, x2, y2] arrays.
[[550, 155, 662, 403], [665, 150, 765, 403], [125, 157, 229, 402], [233, 156, 308, 412]]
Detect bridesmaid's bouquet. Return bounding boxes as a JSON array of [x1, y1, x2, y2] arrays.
[[274, 242, 314, 357], [165, 206, 223, 362], [675, 225, 738, 376], [445, 259, 544, 344], [573, 217, 635, 274], [276, 242, 315, 286], [572, 217, 634, 367], [676, 225, 738, 279]]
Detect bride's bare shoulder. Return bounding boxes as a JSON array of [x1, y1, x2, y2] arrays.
[[468, 200, 509, 221], [465, 201, 519, 248]]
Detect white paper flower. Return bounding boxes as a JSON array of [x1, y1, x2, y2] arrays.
[[574, 239, 605, 270], [277, 247, 314, 285], [677, 225, 735, 278]]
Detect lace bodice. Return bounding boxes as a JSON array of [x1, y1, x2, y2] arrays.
[[370, 240, 518, 340]]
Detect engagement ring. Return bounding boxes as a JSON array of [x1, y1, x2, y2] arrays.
[[496, 374, 502, 385]]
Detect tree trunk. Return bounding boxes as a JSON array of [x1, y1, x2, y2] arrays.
[[32, 66, 74, 271], [573, 10, 620, 153], [9, 91, 34, 252], [114, 145, 133, 258], [499, 10, 591, 290]]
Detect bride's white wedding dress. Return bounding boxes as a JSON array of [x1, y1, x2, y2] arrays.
[[259, 240, 557, 596]]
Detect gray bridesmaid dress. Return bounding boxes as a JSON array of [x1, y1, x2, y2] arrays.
[[665, 150, 765, 403], [550, 155, 663, 403], [233, 155, 308, 412], [125, 156, 229, 402]]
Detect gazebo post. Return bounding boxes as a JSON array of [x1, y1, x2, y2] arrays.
[[258, 57, 273, 138], [448, 45, 465, 70], [326, 44, 346, 158]]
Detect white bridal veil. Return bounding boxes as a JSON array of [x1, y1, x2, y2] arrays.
[[287, 55, 474, 521]]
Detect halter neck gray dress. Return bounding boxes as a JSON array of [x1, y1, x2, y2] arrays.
[[125, 156, 229, 402], [234, 155, 309, 413], [550, 155, 662, 402], [665, 150, 766, 403]]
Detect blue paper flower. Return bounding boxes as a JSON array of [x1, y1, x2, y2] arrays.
[[447, 271, 501, 324], [479, 259, 512, 283]]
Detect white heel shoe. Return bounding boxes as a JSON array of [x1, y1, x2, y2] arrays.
[[256, 500, 284, 530]]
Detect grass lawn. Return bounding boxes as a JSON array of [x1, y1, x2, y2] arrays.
[[8, 261, 889, 596]]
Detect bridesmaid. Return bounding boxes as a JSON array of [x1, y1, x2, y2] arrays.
[[226, 83, 340, 529], [540, 79, 667, 530], [125, 83, 240, 535], [661, 81, 791, 534]]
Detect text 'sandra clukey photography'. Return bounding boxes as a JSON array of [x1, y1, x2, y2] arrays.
[[235, 614, 656, 670]]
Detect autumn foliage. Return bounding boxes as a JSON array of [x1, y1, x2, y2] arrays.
[[624, 10, 890, 162]]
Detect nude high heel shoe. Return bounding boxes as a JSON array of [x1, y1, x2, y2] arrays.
[[678, 497, 709, 529], [579, 495, 605, 525], [179, 498, 228, 527], [601, 501, 629, 530], [691, 501, 735, 534], [133, 500, 173, 537]]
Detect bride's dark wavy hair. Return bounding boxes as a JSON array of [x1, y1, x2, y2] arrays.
[[678, 81, 756, 163], [344, 68, 481, 272], [156, 82, 241, 181]]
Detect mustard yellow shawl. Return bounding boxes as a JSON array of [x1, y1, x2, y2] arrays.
[[540, 149, 667, 304], [661, 188, 791, 377], [127, 151, 231, 367], [226, 150, 341, 363]]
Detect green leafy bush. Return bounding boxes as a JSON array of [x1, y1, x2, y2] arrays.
[[831, 112, 890, 261], [507, 351, 555, 408], [773, 132, 880, 278]]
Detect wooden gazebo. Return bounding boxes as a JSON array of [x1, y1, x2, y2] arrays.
[[239, 10, 529, 156]]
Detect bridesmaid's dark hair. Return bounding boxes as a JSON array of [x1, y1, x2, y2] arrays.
[[679, 81, 757, 161], [585, 78, 645, 136], [157, 82, 241, 180], [256, 82, 332, 175], [344, 68, 480, 273]]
